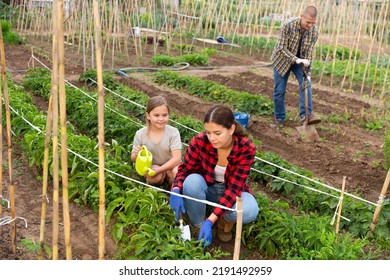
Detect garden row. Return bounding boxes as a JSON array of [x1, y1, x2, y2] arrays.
[[7, 67, 389, 259], [146, 69, 390, 244], [9, 69, 217, 260], [73, 68, 390, 256], [28, 68, 390, 257]]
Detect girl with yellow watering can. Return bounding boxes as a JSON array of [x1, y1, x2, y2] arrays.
[[131, 96, 182, 187]]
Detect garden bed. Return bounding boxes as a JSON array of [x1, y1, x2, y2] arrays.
[[1, 33, 389, 259]]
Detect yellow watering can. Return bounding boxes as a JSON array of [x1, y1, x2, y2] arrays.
[[135, 145, 156, 177]]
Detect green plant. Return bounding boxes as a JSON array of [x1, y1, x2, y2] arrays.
[[153, 71, 273, 115], [151, 54, 176, 66], [200, 47, 217, 55], [324, 111, 352, 124], [20, 238, 52, 259], [363, 119, 384, 131], [1, 20, 25, 44], [19, 68, 224, 260], [13, 66, 390, 260], [335, 145, 344, 153], [150, 52, 209, 66]]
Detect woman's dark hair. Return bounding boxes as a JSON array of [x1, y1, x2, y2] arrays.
[[204, 104, 248, 137]]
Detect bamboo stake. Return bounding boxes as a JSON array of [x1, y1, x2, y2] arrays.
[[330, 0, 344, 88], [214, 0, 224, 37], [335, 176, 346, 234], [370, 1, 388, 97], [0, 19, 17, 254], [318, 0, 334, 84], [38, 95, 53, 260], [231, 0, 245, 46], [250, 0, 263, 55], [121, 0, 130, 61], [0, 54, 2, 216], [82, 2, 87, 72], [226, 0, 235, 35], [38, 6, 58, 259], [348, 1, 367, 92], [221, 1, 233, 37], [93, 0, 106, 260], [233, 196, 243, 260], [58, 0, 72, 260], [360, 2, 385, 96], [370, 168, 390, 232], [340, 1, 365, 91], [51, 0, 60, 260], [241, 0, 252, 37], [380, 56, 390, 101], [0, 12, 4, 214], [103, 0, 112, 63]]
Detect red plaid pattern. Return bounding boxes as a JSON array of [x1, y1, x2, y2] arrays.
[[172, 132, 256, 217]]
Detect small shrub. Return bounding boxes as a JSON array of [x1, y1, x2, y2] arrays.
[[1, 20, 25, 44], [150, 54, 176, 66]]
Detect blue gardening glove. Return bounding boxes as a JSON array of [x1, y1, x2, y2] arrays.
[[198, 219, 213, 247], [170, 188, 185, 222]]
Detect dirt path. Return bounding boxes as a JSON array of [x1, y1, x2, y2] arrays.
[[0, 135, 117, 260]]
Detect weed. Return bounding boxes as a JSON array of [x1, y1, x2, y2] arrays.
[[335, 145, 344, 153], [324, 112, 351, 124], [20, 238, 52, 259], [371, 160, 382, 168]]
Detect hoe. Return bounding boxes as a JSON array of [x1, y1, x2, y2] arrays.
[[296, 77, 320, 142]]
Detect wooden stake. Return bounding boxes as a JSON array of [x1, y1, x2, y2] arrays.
[[51, 0, 60, 260], [330, 0, 344, 88], [335, 176, 346, 234], [370, 168, 390, 232], [369, 0, 388, 97], [233, 196, 243, 260], [0, 17, 17, 254], [39, 96, 53, 260], [38, 18, 57, 258], [58, 0, 72, 260], [0, 39, 3, 217], [93, 0, 106, 260]]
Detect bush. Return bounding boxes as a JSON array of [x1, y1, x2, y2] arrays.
[[151, 52, 209, 66], [1, 19, 12, 34], [1, 19, 25, 44]]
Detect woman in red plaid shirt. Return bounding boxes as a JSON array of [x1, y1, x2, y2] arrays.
[[170, 104, 259, 246]]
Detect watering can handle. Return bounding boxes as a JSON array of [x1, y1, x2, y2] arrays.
[[141, 146, 155, 176]]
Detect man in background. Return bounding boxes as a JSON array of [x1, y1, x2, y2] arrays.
[[271, 5, 321, 128]]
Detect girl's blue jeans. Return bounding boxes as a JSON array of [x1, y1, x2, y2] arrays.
[[182, 173, 259, 227]]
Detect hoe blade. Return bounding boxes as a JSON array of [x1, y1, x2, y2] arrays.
[[296, 124, 320, 142]]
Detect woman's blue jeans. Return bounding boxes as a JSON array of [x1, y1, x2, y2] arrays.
[[182, 173, 259, 227], [273, 64, 312, 121]]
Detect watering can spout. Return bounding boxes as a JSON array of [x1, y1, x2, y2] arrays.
[[135, 145, 155, 176]]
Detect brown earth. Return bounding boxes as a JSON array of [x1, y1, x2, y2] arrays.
[[0, 34, 388, 260]]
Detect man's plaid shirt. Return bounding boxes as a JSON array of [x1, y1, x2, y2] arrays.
[[172, 132, 256, 217], [271, 17, 319, 77]]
